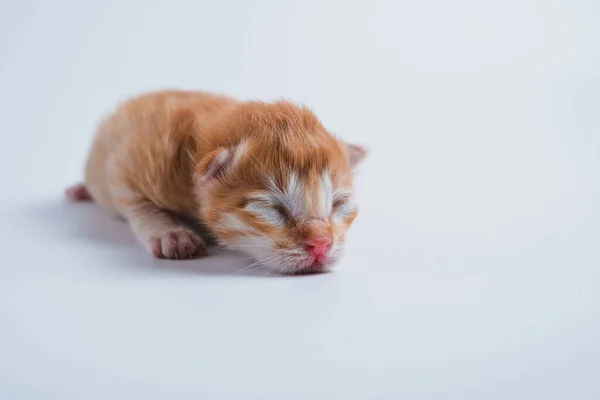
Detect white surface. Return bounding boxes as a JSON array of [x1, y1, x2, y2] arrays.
[[1, 0, 599, 398]]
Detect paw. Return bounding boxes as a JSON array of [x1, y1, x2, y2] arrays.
[[148, 228, 207, 259]]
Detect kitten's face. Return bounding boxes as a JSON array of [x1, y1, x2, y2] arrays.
[[195, 102, 366, 274]]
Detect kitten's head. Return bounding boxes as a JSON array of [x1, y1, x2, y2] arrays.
[[194, 101, 366, 275]]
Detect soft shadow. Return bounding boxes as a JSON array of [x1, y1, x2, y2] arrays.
[[27, 198, 291, 277]]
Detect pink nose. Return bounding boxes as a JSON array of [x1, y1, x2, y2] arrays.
[[304, 236, 332, 260]]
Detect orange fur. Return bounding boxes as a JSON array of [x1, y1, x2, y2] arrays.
[[77, 90, 366, 273]]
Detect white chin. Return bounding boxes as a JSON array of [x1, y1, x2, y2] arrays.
[[258, 250, 342, 275], [293, 257, 339, 275]]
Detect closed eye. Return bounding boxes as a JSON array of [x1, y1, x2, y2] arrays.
[[332, 194, 350, 211], [331, 192, 356, 221], [273, 204, 292, 222], [332, 198, 346, 211], [244, 199, 292, 226]]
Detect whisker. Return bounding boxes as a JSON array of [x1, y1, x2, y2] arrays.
[[237, 254, 278, 274]]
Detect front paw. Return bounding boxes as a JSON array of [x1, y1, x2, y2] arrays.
[[148, 228, 207, 259]]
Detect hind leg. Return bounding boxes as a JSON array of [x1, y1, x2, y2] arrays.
[[65, 183, 93, 202]]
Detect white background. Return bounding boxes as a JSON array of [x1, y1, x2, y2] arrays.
[[1, 0, 599, 398]]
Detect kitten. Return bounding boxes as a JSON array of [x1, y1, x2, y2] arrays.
[[67, 90, 366, 274]]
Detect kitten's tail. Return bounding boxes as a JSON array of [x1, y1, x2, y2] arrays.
[[65, 182, 93, 202]]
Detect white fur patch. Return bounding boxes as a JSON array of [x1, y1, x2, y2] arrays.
[[316, 171, 334, 218], [219, 213, 253, 233], [284, 173, 305, 219], [231, 140, 248, 167], [231, 234, 270, 249], [201, 148, 231, 182]]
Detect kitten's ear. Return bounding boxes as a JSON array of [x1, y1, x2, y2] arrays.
[[195, 147, 232, 185], [345, 142, 367, 169]]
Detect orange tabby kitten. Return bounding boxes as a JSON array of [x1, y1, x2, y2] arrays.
[[67, 90, 366, 274]]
